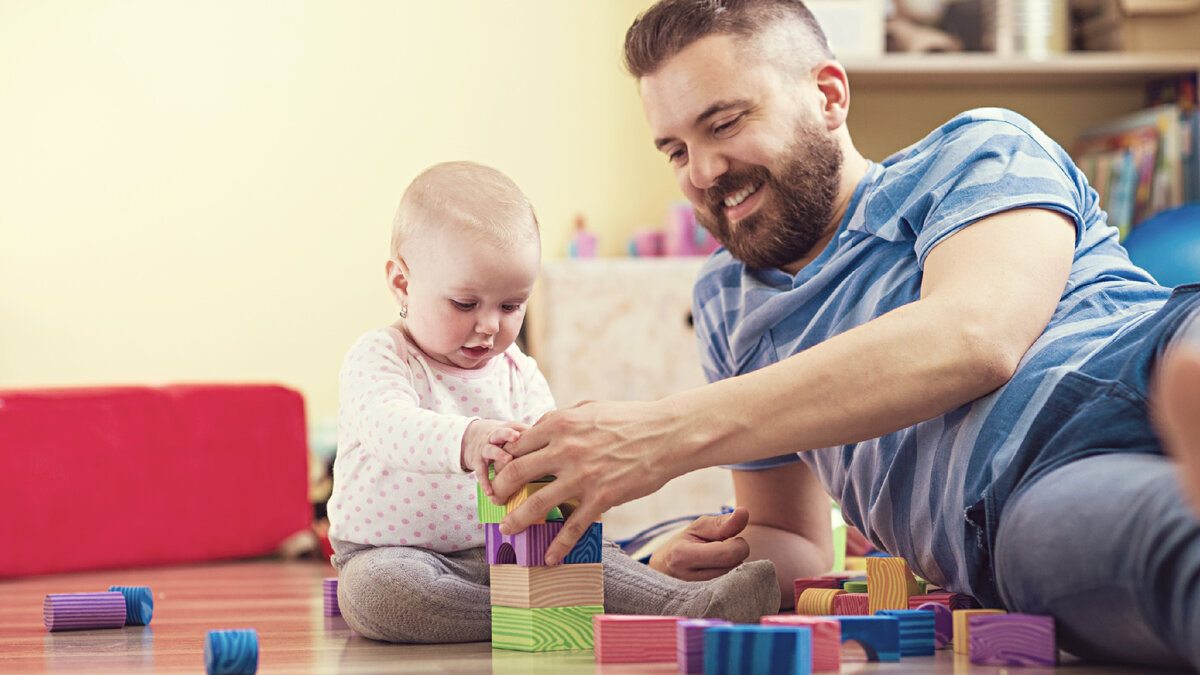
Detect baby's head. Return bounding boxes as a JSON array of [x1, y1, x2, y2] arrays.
[[387, 161, 542, 370]]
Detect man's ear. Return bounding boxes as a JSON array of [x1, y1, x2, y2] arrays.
[[812, 60, 850, 131], [385, 257, 409, 301]]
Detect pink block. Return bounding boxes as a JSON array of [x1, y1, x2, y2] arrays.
[[793, 577, 840, 607], [761, 615, 842, 672], [833, 592, 870, 616], [594, 614, 684, 664]]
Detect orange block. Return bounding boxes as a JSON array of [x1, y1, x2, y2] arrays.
[[796, 587, 845, 615]]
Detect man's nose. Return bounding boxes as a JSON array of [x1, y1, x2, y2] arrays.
[[688, 147, 728, 191]]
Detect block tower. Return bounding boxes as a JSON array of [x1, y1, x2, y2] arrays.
[[479, 475, 605, 652]]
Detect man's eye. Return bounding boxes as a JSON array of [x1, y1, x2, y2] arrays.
[[452, 301, 476, 311], [714, 115, 742, 136], [667, 148, 687, 164]]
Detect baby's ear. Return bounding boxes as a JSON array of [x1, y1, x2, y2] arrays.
[[385, 258, 409, 298]]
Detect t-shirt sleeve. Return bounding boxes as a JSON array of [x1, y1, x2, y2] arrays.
[[870, 113, 1086, 267], [338, 330, 472, 475]]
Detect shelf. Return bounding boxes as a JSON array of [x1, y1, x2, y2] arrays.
[[843, 51, 1200, 88]]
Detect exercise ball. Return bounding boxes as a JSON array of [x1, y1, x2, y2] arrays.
[[1122, 204, 1200, 288]]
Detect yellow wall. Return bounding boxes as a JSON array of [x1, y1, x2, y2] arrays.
[[0, 1, 675, 422]]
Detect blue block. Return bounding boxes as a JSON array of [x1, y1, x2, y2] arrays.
[[703, 625, 812, 675], [562, 522, 602, 564], [838, 616, 900, 662], [876, 609, 936, 656]]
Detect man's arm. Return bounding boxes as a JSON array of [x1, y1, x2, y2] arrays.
[[496, 207, 1077, 563]]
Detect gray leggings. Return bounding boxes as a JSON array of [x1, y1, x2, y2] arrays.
[[331, 536, 779, 643]]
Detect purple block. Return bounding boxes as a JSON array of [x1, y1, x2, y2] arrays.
[[485, 522, 563, 566], [916, 602, 953, 649], [968, 613, 1057, 667], [676, 618, 731, 673], [44, 592, 127, 631], [323, 577, 340, 616]]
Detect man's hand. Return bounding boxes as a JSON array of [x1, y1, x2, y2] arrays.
[[648, 507, 752, 580], [461, 420, 528, 497], [491, 399, 683, 564]]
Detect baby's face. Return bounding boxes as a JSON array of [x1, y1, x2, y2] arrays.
[[397, 227, 540, 370]]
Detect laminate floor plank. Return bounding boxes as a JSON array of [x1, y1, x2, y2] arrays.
[[0, 559, 1183, 674]]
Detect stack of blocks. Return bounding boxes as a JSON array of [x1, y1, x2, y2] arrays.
[[478, 476, 604, 651]]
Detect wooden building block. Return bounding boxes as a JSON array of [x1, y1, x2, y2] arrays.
[[593, 614, 684, 664], [836, 616, 900, 662], [876, 609, 936, 656], [968, 613, 1057, 667], [952, 609, 1006, 654], [796, 588, 844, 615], [915, 601, 953, 649], [477, 481, 508, 524], [832, 592, 870, 616], [677, 618, 732, 674], [485, 522, 562, 567], [792, 577, 839, 608], [703, 625, 813, 675], [865, 557, 921, 614], [490, 563, 603, 609], [761, 615, 841, 672], [562, 522, 603, 564], [490, 604, 601, 652]]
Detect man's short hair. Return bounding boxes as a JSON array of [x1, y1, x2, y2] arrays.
[[623, 0, 834, 79]]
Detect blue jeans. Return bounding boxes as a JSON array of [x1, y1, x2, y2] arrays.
[[994, 452, 1200, 670]]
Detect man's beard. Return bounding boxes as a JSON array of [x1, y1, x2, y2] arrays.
[[695, 124, 843, 270]]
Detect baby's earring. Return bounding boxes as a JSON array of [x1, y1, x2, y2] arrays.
[[399, 304, 408, 319]]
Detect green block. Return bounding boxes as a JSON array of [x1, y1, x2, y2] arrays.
[[477, 481, 508, 524], [490, 605, 602, 652]]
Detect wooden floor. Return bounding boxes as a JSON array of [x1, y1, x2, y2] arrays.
[[0, 558, 1184, 674]]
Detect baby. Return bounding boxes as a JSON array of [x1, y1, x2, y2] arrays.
[[327, 161, 779, 643]]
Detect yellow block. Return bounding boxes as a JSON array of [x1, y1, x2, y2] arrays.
[[797, 587, 845, 615], [866, 557, 922, 614], [953, 609, 1006, 654]]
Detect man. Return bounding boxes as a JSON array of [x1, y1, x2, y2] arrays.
[[492, 0, 1200, 667]]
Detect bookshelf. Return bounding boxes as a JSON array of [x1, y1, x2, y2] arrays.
[[843, 51, 1200, 161]]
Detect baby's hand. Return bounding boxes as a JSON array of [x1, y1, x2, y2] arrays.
[[461, 420, 530, 497]]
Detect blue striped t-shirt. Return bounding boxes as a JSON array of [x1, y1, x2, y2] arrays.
[[694, 108, 1171, 603]]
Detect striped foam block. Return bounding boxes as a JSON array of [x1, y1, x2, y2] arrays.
[[485, 522, 563, 567], [204, 629, 258, 675], [703, 624, 813, 675], [968, 613, 1056, 667], [952, 609, 1006, 654], [43, 592, 127, 632], [796, 588, 844, 615], [593, 614, 683, 664], [761, 615, 841, 672], [876, 609, 936, 656], [677, 618, 732, 674], [491, 604, 601, 652], [322, 577, 339, 616], [489, 563, 603, 609], [108, 585, 153, 626], [865, 557, 920, 614]]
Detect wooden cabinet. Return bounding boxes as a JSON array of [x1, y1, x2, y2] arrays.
[[525, 257, 734, 540], [842, 52, 1200, 159]]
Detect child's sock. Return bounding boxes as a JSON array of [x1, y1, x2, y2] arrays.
[[1156, 312, 1200, 517], [601, 538, 780, 622]]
